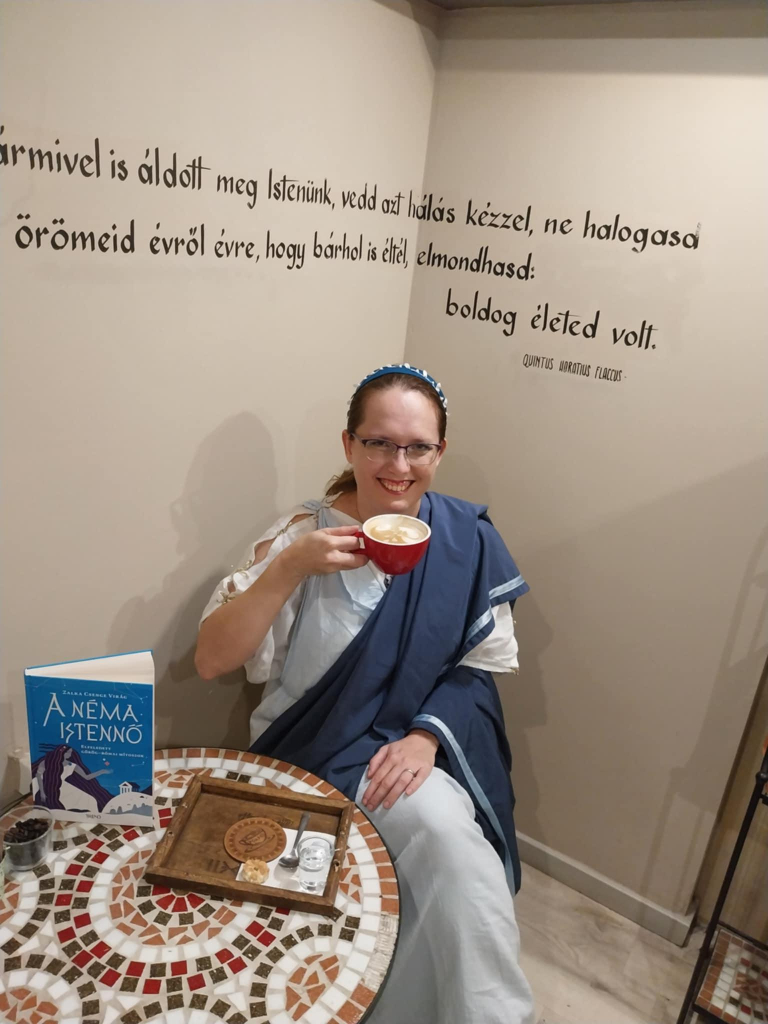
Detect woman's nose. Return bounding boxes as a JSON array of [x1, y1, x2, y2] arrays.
[[390, 448, 411, 473]]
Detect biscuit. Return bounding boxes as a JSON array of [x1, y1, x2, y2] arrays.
[[242, 858, 269, 884]]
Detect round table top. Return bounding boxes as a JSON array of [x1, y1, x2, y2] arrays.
[[0, 748, 399, 1024]]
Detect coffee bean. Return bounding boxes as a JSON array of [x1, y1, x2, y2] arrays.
[[4, 818, 50, 844]]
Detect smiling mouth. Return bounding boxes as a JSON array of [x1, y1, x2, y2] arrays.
[[378, 479, 413, 494]]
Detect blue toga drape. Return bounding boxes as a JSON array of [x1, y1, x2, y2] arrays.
[[251, 491, 529, 891]]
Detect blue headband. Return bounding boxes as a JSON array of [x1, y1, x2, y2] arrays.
[[352, 363, 447, 412]]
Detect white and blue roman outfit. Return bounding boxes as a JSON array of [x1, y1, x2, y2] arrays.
[[201, 492, 535, 1024]]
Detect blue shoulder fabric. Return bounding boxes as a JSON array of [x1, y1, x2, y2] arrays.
[[251, 491, 529, 891]]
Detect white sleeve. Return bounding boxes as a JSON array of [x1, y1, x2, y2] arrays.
[[199, 508, 316, 685], [458, 603, 519, 674]]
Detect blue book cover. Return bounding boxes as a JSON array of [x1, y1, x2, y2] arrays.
[[24, 651, 155, 826]]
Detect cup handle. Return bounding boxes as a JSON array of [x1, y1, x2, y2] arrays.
[[355, 529, 365, 550]]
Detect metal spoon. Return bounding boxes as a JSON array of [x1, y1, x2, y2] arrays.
[[278, 811, 310, 870]]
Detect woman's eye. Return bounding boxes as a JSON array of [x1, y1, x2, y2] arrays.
[[410, 445, 432, 454], [367, 440, 392, 450]]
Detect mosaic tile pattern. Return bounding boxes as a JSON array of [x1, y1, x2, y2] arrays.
[[0, 749, 399, 1023], [696, 927, 768, 1023]]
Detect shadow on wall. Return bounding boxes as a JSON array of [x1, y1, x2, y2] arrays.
[[642, 511, 768, 916], [108, 413, 278, 752], [294, 395, 350, 500], [436, 450, 493, 508], [437, 451, 552, 841], [511, 454, 768, 912]]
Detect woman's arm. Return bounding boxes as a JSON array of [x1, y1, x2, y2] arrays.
[[74, 767, 112, 781], [195, 525, 368, 679], [195, 552, 307, 679]]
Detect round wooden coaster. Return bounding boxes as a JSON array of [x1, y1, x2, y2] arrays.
[[224, 817, 287, 863]]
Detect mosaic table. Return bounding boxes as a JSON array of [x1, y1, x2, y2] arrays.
[[0, 748, 399, 1024]]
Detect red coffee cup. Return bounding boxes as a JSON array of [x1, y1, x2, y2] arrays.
[[357, 514, 431, 575]]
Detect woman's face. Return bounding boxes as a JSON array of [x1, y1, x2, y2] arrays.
[[342, 387, 445, 520]]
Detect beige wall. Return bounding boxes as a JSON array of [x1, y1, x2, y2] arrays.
[[3, 0, 766, 934], [0, 0, 439, 807], [404, 1, 768, 916]]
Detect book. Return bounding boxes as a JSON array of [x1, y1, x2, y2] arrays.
[[24, 651, 155, 826]]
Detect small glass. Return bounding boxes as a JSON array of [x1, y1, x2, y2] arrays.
[[2, 805, 53, 873], [298, 836, 334, 894]]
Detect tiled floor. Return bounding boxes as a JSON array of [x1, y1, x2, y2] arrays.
[[516, 863, 705, 1024]]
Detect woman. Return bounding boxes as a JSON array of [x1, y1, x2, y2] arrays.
[[32, 745, 113, 812], [58, 749, 109, 812], [196, 364, 535, 1024]]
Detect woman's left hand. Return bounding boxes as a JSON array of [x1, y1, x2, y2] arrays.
[[362, 730, 439, 811]]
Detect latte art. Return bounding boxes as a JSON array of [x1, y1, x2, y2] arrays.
[[367, 517, 426, 545]]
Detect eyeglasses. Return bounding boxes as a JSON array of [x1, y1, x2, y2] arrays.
[[349, 434, 442, 466]]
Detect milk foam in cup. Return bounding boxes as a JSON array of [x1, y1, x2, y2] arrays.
[[359, 514, 431, 574], [366, 517, 427, 544]]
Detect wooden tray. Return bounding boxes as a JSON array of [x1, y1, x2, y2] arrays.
[[144, 776, 353, 918]]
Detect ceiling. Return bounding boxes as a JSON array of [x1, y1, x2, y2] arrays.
[[429, 0, 680, 8]]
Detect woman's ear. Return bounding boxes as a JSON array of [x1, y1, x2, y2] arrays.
[[435, 438, 448, 464], [342, 429, 354, 463]]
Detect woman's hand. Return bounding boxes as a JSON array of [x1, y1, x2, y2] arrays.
[[362, 730, 439, 811], [279, 525, 369, 581]]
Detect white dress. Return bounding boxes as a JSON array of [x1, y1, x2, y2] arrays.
[[58, 762, 99, 813], [200, 499, 520, 746], [201, 498, 535, 1024]]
